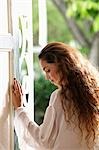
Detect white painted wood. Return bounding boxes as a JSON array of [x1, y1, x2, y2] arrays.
[[0, 48, 14, 150], [38, 0, 47, 47], [0, 34, 13, 49], [12, 0, 34, 120], [11, 1, 34, 149], [0, 0, 8, 34]]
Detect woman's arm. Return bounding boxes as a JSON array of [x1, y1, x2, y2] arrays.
[[12, 79, 58, 148]]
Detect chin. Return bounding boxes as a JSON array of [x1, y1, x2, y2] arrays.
[[53, 82, 60, 88]]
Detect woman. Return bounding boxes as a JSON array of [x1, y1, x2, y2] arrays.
[[12, 42, 99, 150]]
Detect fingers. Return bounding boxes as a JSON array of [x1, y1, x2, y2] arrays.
[[12, 78, 23, 96], [12, 78, 23, 109]]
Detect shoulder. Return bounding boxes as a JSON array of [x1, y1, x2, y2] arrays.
[[50, 89, 59, 97], [49, 88, 61, 106]]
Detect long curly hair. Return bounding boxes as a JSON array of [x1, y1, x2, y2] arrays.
[[38, 42, 99, 149]]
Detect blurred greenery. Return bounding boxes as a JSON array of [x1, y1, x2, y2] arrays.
[[66, 0, 99, 32], [34, 75, 56, 124], [47, 0, 73, 43]]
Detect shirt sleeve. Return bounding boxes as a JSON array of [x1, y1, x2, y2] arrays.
[[14, 107, 39, 149], [14, 92, 58, 149]]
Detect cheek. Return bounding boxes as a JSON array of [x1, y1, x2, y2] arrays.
[[50, 71, 59, 80]]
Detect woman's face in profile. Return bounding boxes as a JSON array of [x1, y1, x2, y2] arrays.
[[40, 59, 60, 87]]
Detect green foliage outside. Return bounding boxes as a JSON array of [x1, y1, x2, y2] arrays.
[[67, 0, 99, 32], [34, 75, 56, 124], [47, 0, 73, 43]]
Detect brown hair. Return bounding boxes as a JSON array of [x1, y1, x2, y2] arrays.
[[39, 42, 99, 148]]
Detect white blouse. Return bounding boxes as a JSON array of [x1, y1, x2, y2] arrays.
[[14, 89, 98, 150]]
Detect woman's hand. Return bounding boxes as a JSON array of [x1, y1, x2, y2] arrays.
[[12, 78, 23, 110]]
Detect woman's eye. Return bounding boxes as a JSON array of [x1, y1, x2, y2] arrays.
[[46, 69, 50, 73]]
